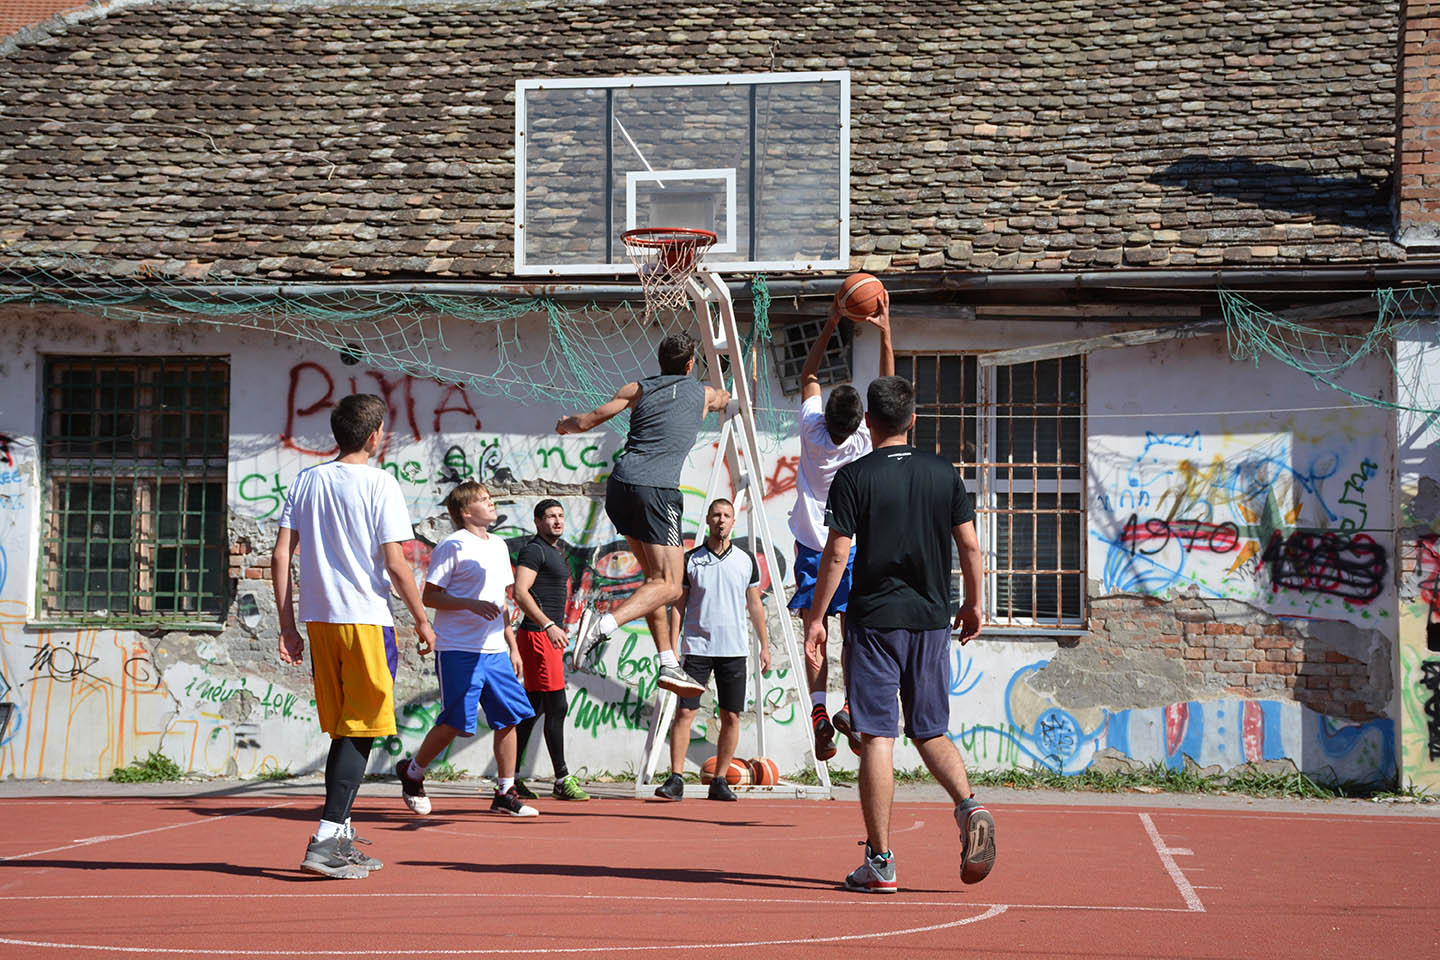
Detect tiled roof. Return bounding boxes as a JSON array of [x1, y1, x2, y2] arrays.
[[0, 1, 87, 40], [0, 0, 1407, 281]]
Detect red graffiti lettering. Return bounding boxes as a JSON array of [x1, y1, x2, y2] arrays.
[[764, 455, 800, 500], [433, 384, 483, 434], [282, 362, 339, 457]]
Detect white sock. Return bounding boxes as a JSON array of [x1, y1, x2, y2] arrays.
[[316, 818, 346, 841], [408, 758, 427, 780], [658, 650, 679, 669], [343, 817, 354, 837], [498, 777, 515, 793], [596, 612, 618, 636], [811, 691, 827, 709]]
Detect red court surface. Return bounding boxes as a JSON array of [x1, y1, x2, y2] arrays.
[[1, 790, 1436, 958]]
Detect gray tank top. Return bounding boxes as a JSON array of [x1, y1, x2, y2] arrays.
[[611, 374, 707, 488]]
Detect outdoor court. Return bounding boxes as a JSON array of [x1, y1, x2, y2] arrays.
[[1, 784, 1436, 958]]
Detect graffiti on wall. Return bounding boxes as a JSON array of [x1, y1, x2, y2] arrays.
[[1092, 431, 1389, 622]]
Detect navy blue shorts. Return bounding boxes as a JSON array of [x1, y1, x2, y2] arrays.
[[843, 622, 953, 741], [434, 650, 536, 736], [787, 540, 857, 615], [677, 655, 748, 713]]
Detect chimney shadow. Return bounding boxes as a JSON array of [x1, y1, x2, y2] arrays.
[[1147, 156, 1389, 225]]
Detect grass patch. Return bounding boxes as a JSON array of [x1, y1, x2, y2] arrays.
[[255, 766, 294, 781], [789, 765, 857, 786], [426, 761, 469, 782], [109, 751, 183, 783]]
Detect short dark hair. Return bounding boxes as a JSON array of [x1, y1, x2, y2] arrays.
[[708, 497, 734, 513], [824, 385, 863, 443], [331, 394, 386, 454], [866, 376, 915, 437], [657, 333, 698, 376], [533, 498, 563, 523], [446, 481, 489, 528]]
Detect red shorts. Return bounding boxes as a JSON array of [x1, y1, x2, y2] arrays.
[[516, 628, 566, 692]]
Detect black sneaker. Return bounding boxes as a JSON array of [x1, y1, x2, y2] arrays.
[[514, 778, 538, 800], [490, 786, 539, 817], [653, 772, 685, 801], [300, 835, 369, 879], [707, 776, 737, 801], [395, 759, 431, 815], [832, 705, 862, 756], [811, 704, 837, 761]]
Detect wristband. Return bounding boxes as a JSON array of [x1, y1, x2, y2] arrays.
[[541, 622, 556, 632]]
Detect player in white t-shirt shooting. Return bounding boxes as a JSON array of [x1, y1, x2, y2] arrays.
[[395, 481, 540, 818], [787, 290, 892, 763]]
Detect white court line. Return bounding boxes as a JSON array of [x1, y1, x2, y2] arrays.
[[996, 807, 1440, 827], [0, 890, 1198, 914], [0, 904, 1008, 956], [0, 801, 296, 862], [1140, 813, 1205, 913]]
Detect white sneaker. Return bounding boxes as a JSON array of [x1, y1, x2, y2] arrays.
[[395, 759, 431, 815], [574, 609, 608, 663], [656, 663, 705, 697]]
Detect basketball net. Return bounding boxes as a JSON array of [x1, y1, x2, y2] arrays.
[[621, 227, 718, 320]]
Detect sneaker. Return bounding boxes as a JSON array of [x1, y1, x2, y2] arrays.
[[514, 778, 538, 800], [811, 704, 837, 761], [300, 835, 370, 880], [490, 786, 540, 817], [653, 772, 685, 802], [844, 842, 898, 894], [395, 759, 431, 815], [707, 776, 737, 801], [343, 826, 383, 871], [832, 706, 862, 756], [574, 609, 608, 663], [552, 774, 590, 801], [955, 797, 997, 885], [656, 663, 705, 697]]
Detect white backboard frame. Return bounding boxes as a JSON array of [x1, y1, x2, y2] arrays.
[[515, 71, 850, 276]]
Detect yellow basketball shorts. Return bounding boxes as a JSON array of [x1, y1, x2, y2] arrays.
[[305, 622, 399, 738]]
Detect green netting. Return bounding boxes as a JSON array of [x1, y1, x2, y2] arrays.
[[0, 262, 793, 446], [1220, 286, 1440, 416]]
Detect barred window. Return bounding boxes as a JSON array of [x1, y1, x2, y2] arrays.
[[900, 353, 1086, 629], [40, 357, 229, 625]]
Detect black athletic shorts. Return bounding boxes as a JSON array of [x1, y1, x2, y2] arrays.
[[678, 655, 748, 713], [605, 475, 683, 547]]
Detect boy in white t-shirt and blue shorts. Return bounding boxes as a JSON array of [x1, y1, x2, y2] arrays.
[[395, 481, 539, 818], [788, 292, 892, 762]]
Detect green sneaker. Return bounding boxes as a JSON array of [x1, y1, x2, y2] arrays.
[[552, 774, 590, 801], [514, 778, 538, 800]]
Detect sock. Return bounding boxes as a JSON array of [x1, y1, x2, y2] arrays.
[[811, 692, 827, 709], [316, 818, 346, 841], [658, 649, 679, 668], [596, 612, 618, 636], [408, 758, 427, 780], [498, 777, 515, 793]]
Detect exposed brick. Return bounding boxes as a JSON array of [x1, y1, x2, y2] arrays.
[[1215, 661, 1252, 674]]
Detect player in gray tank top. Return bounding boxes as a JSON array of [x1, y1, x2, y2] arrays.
[[555, 333, 731, 698]]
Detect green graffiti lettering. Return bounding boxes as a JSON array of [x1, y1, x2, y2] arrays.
[[535, 445, 579, 472]]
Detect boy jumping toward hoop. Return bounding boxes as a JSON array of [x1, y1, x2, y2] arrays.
[[556, 333, 731, 698], [273, 393, 436, 880], [789, 291, 892, 761], [395, 481, 539, 818]]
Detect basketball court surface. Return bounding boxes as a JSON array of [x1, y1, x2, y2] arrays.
[[1, 782, 1436, 958]]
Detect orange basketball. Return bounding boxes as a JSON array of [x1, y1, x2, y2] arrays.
[[748, 756, 780, 786], [835, 272, 886, 320], [701, 756, 751, 785]]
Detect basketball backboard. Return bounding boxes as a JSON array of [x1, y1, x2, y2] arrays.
[[515, 71, 849, 276]]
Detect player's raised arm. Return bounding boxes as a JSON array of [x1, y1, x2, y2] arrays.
[[556, 380, 642, 434], [800, 303, 843, 403], [864, 289, 894, 377]]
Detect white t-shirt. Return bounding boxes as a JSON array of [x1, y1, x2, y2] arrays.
[[278, 460, 414, 626], [681, 542, 761, 659], [788, 393, 872, 552], [426, 528, 514, 654]]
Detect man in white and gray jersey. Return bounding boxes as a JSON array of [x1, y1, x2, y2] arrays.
[[556, 333, 731, 697]]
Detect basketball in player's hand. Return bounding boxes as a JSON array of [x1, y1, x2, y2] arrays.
[[835, 273, 887, 321]]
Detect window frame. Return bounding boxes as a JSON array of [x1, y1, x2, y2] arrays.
[[37, 355, 230, 630], [901, 350, 1088, 634]]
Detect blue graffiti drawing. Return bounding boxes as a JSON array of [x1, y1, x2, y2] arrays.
[[0, 542, 6, 594], [948, 661, 1105, 774], [949, 644, 982, 698]]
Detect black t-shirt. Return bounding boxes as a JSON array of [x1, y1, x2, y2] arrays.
[[514, 535, 571, 631], [824, 444, 975, 630]]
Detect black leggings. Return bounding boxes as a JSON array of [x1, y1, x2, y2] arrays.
[[515, 689, 569, 779], [322, 736, 373, 824]]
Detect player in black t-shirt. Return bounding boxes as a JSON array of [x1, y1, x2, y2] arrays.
[[511, 499, 589, 801], [804, 375, 997, 894]]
